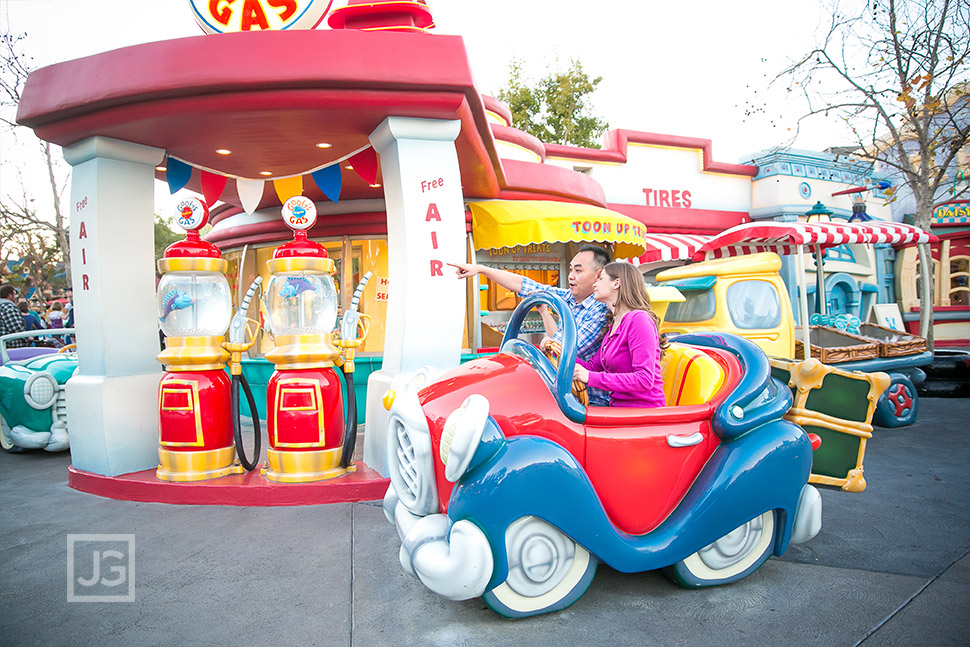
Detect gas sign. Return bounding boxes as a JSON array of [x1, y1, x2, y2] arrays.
[[175, 197, 209, 231], [282, 196, 318, 230], [189, 0, 333, 34]]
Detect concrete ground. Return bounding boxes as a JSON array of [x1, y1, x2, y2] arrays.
[[0, 397, 967, 647]]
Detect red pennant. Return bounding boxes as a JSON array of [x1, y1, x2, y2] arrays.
[[348, 148, 379, 185], [200, 171, 229, 206]]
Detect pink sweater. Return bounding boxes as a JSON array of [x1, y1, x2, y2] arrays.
[[577, 309, 666, 408]]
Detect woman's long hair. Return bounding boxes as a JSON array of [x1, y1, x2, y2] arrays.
[[600, 262, 668, 354]]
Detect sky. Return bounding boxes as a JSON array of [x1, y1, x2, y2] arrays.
[[0, 0, 851, 226]]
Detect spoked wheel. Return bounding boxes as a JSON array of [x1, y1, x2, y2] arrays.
[[873, 374, 919, 427], [663, 510, 776, 588], [483, 516, 598, 618]]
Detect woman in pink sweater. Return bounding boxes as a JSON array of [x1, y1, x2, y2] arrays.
[[573, 262, 667, 408]]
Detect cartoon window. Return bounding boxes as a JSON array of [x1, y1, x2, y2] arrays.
[[664, 289, 716, 323], [823, 244, 856, 263], [950, 255, 969, 306], [727, 281, 781, 330]]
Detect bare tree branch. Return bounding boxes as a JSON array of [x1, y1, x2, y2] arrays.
[[776, 0, 969, 231], [774, 0, 970, 351], [1, 22, 71, 297]]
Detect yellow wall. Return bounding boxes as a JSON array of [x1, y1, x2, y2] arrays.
[[224, 237, 399, 356]]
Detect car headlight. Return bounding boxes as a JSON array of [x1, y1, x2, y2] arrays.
[[24, 372, 59, 410], [440, 394, 490, 483]]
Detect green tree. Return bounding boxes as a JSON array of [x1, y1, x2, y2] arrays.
[[498, 58, 609, 148], [154, 215, 182, 263]]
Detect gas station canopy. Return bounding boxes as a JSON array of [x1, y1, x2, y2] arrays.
[[16, 29, 503, 211]]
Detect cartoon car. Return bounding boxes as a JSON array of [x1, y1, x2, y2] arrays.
[[0, 330, 77, 452], [381, 292, 822, 618]]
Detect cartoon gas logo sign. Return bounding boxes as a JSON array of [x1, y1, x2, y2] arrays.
[[175, 197, 209, 231], [282, 196, 317, 230], [189, 0, 334, 34]]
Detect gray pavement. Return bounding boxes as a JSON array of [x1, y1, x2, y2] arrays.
[[1, 397, 967, 647]]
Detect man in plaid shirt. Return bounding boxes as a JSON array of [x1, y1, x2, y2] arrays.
[[449, 244, 612, 406], [1, 285, 29, 349]]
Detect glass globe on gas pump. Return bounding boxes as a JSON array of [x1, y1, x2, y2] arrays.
[[155, 197, 239, 482]]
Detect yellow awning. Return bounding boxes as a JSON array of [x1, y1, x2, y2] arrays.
[[469, 200, 647, 260]]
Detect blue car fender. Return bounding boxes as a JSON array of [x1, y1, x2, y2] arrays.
[[448, 419, 813, 592]]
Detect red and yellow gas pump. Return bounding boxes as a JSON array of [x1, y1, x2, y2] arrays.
[[261, 197, 364, 483], [155, 197, 241, 482]]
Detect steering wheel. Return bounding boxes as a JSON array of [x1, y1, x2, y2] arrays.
[[57, 343, 77, 354], [501, 291, 587, 423], [542, 339, 589, 406]]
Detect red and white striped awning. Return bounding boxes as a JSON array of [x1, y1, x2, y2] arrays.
[[861, 220, 936, 246], [639, 233, 710, 263], [693, 220, 935, 260]]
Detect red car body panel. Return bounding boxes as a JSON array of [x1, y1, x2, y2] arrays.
[[421, 354, 586, 514], [418, 346, 743, 535]]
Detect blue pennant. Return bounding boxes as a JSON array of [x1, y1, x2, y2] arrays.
[[165, 158, 192, 194], [311, 164, 341, 203]]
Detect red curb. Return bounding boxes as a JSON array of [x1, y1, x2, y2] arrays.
[[68, 464, 390, 507]]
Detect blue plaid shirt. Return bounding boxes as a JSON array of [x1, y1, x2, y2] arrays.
[[519, 277, 609, 406]]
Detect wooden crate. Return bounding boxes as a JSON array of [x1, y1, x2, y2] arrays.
[[858, 322, 928, 358], [795, 326, 880, 363]]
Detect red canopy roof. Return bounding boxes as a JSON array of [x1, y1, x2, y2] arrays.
[[693, 220, 936, 260], [639, 234, 710, 263]]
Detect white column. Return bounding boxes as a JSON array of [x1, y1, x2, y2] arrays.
[[63, 136, 165, 476], [363, 117, 466, 475]]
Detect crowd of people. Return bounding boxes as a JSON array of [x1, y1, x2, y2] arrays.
[[450, 244, 667, 409], [0, 284, 74, 349]]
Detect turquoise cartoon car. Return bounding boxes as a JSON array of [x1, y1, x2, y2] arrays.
[[0, 330, 77, 452]]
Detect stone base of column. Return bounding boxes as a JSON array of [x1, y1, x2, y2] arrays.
[[66, 372, 162, 476]]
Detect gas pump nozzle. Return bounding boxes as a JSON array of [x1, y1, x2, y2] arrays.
[[230, 276, 263, 345], [340, 271, 373, 342]]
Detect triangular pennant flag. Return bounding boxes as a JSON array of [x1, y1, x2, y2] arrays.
[[165, 158, 192, 194], [236, 178, 265, 215], [200, 171, 228, 206], [311, 164, 342, 202], [273, 176, 303, 203], [348, 148, 379, 185]]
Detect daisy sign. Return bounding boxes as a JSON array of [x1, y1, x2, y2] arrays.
[[189, 0, 333, 34]]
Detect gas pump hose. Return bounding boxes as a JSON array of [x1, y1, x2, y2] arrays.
[[231, 371, 262, 471], [338, 363, 357, 469]]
